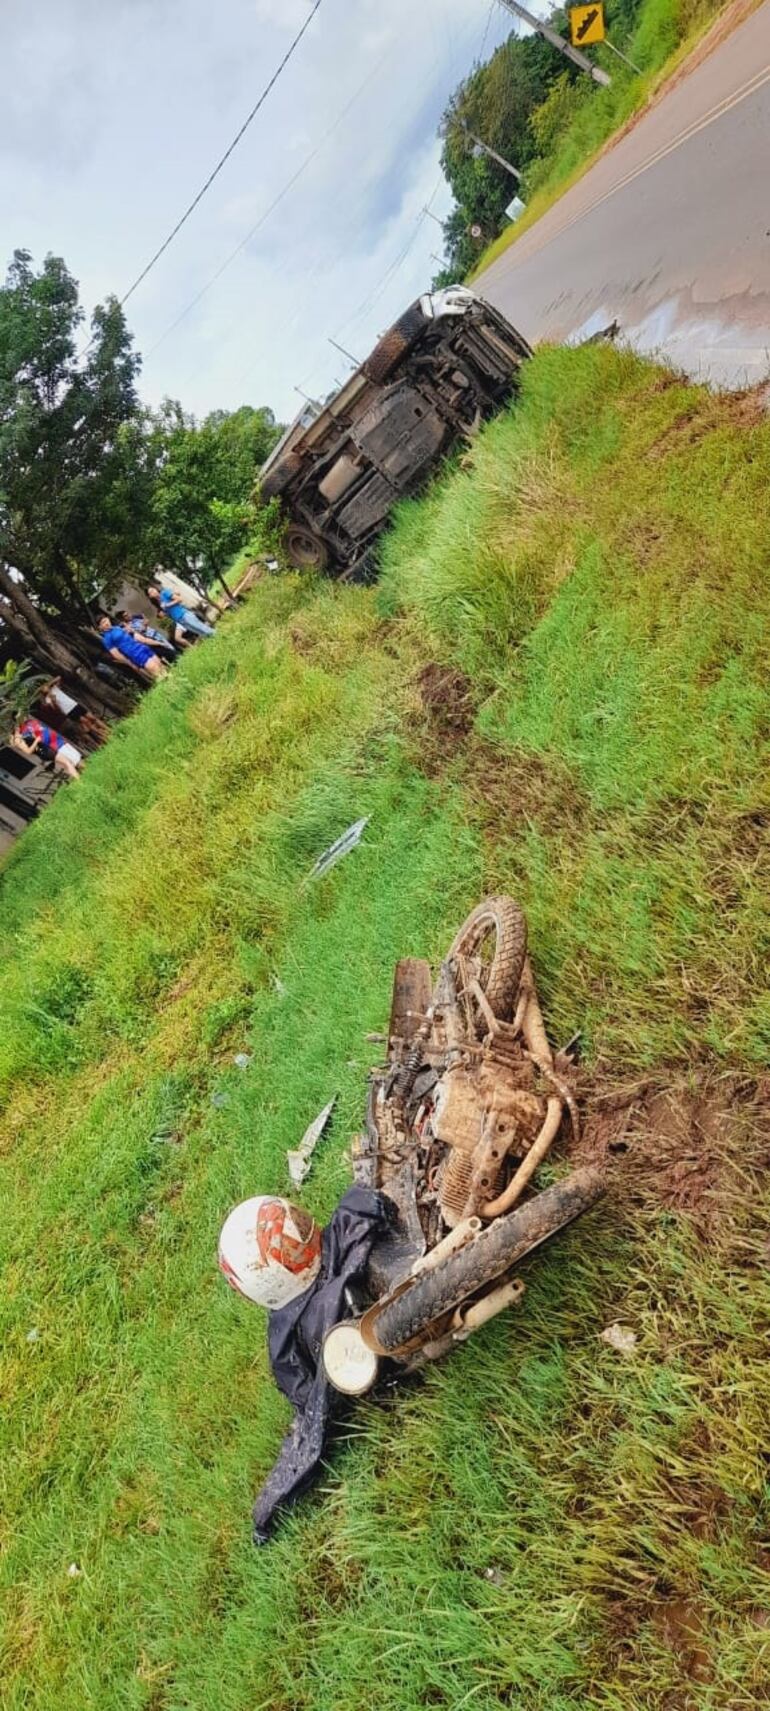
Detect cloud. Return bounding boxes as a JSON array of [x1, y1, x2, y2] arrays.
[[0, 0, 520, 419]]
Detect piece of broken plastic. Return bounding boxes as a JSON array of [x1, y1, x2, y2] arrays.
[[600, 1322, 637, 1356], [309, 817, 369, 880], [287, 1095, 337, 1188]]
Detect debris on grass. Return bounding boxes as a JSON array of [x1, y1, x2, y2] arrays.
[[600, 1322, 638, 1356], [287, 1095, 337, 1188], [309, 817, 369, 880]]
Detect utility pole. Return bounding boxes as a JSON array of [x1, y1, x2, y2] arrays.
[[495, 0, 611, 85], [422, 206, 445, 228], [327, 336, 361, 368], [461, 121, 520, 181]]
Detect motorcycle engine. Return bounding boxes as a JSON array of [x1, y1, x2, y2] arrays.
[[432, 1066, 543, 1226]]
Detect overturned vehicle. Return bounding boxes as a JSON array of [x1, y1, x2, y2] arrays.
[[218, 897, 605, 1541], [259, 288, 532, 577]]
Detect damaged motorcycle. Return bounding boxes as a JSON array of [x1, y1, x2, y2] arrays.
[[218, 896, 605, 1540]]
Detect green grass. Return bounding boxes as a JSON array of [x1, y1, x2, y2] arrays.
[[2, 345, 770, 1709], [470, 0, 740, 277]]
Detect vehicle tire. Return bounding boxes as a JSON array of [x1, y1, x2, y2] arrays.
[[260, 450, 303, 500], [285, 525, 329, 573], [343, 546, 380, 586], [369, 1168, 605, 1354], [363, 303, 427, 384], [447, 895, 527, 1021]]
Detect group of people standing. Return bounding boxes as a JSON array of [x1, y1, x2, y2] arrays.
[[99, 578, 218, 684], [12, 573, 221, 782]]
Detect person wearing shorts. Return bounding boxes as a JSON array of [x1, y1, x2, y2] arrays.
[[40, 677, 109, 746], [14, 718, 83, 780]]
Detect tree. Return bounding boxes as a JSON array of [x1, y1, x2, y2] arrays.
[[0, 250, 148, 710], [0, 658, 48, 729], [436, 21, 580, 279], [148, 403, 281, 594]]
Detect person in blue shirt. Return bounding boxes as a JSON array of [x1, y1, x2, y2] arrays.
[[119, 610, 178, 659], [98, 617, 168, 680], [147, 584, 215, 639]]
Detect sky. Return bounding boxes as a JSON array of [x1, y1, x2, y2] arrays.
[[0, 0, 523, 424]]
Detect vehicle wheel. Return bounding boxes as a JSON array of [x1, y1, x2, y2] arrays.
[[285, 525, 329, 573], [342, 546, 380, 586], [447, 895, 527, 1022], [260, 450, 303, 500], [363, 304, 427, 384], [368, 1168, 605, 1354]]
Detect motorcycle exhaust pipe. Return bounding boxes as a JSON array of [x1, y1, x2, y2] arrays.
[[452, 1276, 526, 1339], [410, 1215, 482, 1278]]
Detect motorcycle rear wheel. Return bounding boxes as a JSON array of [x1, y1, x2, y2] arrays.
[[367, 1168, 604, 1355]]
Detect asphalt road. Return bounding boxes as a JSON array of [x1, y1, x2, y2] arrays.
[[477, 1, 770, 387]]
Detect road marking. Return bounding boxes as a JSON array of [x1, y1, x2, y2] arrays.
[[486, 58, 770, 268]]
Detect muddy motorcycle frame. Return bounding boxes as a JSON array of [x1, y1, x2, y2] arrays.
[[322, 898, 604, 1395]]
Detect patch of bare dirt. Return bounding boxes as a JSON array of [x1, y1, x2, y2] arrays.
[[571, 1072, 770, 1238], [646, 386, 769, 460], [412, 663, 476, 771], [655, 1595, 712, 1693]]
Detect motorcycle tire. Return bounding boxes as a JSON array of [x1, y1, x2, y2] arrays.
[[368, 1167, 604, 1355], [447, 894, 527, 1021]]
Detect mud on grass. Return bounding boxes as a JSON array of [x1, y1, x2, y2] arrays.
[[571, 1068, 770, 1241]]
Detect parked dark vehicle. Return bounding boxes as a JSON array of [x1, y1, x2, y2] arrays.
[[259, 288, 532, 577]]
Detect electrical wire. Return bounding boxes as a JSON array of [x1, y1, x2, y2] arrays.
[[478, 1, 496, 60], [335, 178, 444, 339], [164, 8, 475, 403], [119, 0, 324, 308], [145, 46, 390, 359]]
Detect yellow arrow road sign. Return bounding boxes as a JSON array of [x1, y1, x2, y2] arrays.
[[569, 2, 605, 44]]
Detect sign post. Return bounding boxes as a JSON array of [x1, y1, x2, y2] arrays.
[[495, 0, 611, 86]]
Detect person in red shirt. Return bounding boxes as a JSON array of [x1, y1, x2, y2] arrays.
[[13, 718, 83, 781]]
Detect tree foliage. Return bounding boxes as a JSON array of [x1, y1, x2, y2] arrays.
[[438, 25, 576, 278], [0, 249, 282, 700], [0, 250, 143, 614], [0, 658, 48, 725], [148, 403, 281, 588]]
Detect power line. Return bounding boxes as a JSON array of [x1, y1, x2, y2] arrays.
[[338, 179, 444, 334], [478, 1, 496, 60], [120, 0, 325, 309], [145, 46, 388, 359], [178, 8, 476, 401]]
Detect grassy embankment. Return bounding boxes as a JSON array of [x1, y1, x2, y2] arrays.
[[2, 343, 769, 1710], [471, 0, 745, 277]]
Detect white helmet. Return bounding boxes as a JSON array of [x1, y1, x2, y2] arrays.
[[218, 1195, 322, 1309]]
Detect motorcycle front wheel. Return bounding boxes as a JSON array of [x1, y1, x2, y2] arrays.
[[446, 894, 527, 1022], [367, 1168, 605, 1355]]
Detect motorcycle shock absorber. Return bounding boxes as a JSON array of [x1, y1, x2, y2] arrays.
[[395, 1014, 432, 1103]]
